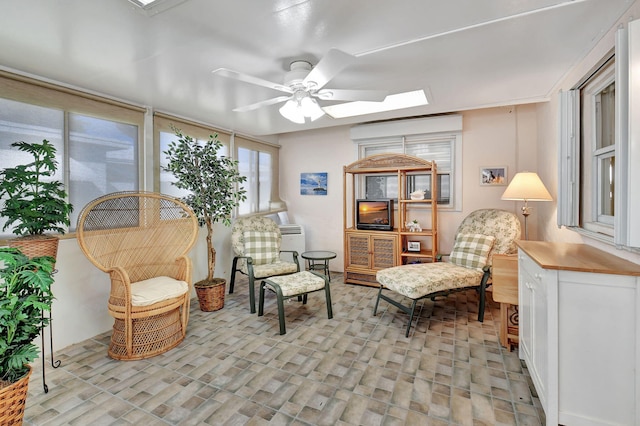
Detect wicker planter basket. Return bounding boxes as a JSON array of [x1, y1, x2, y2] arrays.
[[195, 278, 226, 311], [8, 235, 59, 264], [0, 366, 32, 425]]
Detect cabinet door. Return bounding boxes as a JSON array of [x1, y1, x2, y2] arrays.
[[346, 233, 371, 268], [518, 251, 549, 414], [370, 235, 397, 270]]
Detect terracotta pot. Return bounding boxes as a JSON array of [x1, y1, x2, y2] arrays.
[[0, 366, 32, 425]]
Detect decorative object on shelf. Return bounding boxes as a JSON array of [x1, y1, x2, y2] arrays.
[[406, 219, 422, 232], [163, 126, 247, 307], [300, 172, 327, 195], [0, 248, 55, 424], [410, 189, 425, 200], [480, 166, 507, 185], [407, 241, 421, 252], [501, 171, 552, 240], [0, 139, 73, 393]]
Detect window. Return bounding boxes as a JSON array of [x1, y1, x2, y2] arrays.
[[0, 72, 143, 236], [559, 20, 640, 249], [154, 113, 230, 199], [234, 135, 283, 215], [580, 58, 616, 235], [351, 115, 462, 210]]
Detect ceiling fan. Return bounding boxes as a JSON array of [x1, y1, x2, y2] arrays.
[[212, 48, 388, 123]]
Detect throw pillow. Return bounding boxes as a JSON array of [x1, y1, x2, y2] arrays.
[[449, 233, 496, 270], [243, 230, 280, 265]]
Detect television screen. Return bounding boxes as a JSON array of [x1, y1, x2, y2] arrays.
[[356, 199, 393, 231]]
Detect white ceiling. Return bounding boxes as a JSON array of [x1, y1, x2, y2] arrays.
[[0, 0, 633, 136]]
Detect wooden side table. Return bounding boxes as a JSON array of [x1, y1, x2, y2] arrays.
[[492, 254, 519, 350]]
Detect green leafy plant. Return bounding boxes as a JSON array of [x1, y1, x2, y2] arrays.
[[163, 127, 247, 281], [0, 248, 55, 383], [0, 140, 73, 236]]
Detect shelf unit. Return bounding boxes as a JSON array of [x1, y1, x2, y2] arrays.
[[343, 153, 438, 286]]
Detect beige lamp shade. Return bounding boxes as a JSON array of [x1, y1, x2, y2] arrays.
[[501, 172, 552, 201]]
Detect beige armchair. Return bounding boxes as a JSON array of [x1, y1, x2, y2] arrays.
[[374, 209, 521, 337], [77, 191, 198, 360], [229, 216, 300, 313]]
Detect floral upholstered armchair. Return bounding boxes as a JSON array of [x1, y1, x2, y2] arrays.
[[374, 209, 521, 337], [229, 216, 300, 313]]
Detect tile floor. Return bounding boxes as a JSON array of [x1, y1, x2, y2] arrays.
[[23, 273, 544, 425]]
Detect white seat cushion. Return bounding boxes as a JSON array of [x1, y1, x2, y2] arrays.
[[130, 276, 189, 306]]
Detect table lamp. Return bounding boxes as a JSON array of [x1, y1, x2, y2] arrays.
[[501, 172, 552, 240]]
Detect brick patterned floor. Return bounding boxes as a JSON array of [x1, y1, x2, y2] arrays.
[[24, 273, 544, 425]]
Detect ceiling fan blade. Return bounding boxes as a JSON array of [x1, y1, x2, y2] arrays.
[[232, 95, 291, 112], [303, 48, 356, 90], [315, 89, 388, 102], [212, 68, 292, 94]]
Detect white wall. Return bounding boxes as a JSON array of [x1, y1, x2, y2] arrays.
[[279, 104, 540, 271]]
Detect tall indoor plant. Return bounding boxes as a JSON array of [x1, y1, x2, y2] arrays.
[[0, 140, 73, 260], [0, 248, 55, 424], [163, 127, 246, 310]]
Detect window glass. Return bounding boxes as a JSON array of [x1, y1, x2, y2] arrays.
[[235, 135, 281, 216], [68, 113, 138, 229], [362, 137, 455, 207], [580, 59, 615, 234]]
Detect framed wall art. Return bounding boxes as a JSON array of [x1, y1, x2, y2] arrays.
[[480, 166, 507, 186], [300, 172, 327, 195]]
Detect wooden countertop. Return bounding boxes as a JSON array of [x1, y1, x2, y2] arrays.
[[516, 241, 640, 276]]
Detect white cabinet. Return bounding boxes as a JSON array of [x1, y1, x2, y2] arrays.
[[518, 241, 640, 426]]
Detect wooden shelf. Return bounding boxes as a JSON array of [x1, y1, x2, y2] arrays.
[[343, 153, 438, 285]]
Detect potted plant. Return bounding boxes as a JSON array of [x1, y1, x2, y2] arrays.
[[163, 127, 247, 311], [0, 247, 55, 424], [0, 140, 73, 261]]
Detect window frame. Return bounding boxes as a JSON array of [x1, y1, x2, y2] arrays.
[[0, 71, 145, 237], [351, 115, 463, 211]]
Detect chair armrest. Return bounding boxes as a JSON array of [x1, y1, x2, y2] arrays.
[[106, 266, 133, 310]]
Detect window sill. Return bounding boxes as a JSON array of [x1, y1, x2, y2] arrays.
[[565, 226, 640, 254]]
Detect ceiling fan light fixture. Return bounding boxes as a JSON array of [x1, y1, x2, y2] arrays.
[[301, 96, 325, 121], [279, 100, 305, 124], [279, 93, 325, 123]]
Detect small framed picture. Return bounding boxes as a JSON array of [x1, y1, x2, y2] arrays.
[[407, 241, 421, 252], [300, 172, 328, 195], [480, 166, 507, 186]]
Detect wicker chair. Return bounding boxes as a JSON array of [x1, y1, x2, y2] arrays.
[[229, 216, 300, 313], [374, 209, 521, 337], [76, 191, 198, 360]]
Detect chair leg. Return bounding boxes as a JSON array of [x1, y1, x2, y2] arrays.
[[477, 272, 490, 322], [406, 300, 418, 338], [258, 281, 266, 316], [229, 257, 239, 294], [324, 277, 333, 319], [275, 286, 286, 335], [248, 276, 256, 314], [373, 285, 383, 316]]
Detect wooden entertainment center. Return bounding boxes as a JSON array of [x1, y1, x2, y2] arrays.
[[343, 153, 438, 286]]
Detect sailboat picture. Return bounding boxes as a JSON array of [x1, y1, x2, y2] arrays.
[[300, 172, 328, 195]]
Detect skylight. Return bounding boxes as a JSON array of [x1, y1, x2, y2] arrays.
[[127, 0, 187, 14], [323, 90, 429, 119]]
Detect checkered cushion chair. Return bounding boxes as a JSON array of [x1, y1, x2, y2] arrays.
[[229, 216, 300, 313], [374, 209, 521, 337]]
